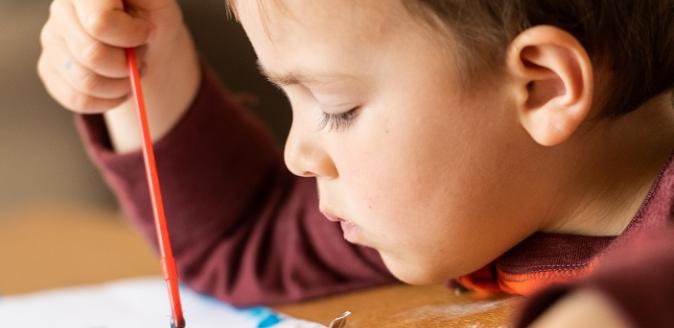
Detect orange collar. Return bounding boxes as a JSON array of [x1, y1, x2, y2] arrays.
[[456, 260, 598, 296]]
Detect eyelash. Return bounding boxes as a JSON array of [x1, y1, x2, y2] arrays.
[[319, 107, 360, 131]]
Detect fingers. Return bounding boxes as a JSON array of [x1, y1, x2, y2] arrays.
[[72, 0, 154, 48], [38, 0, 181, 115], [49, 0, 129, 78], [38, 25, 130, 114], [39, 60, 128, 114], [52, 48, 131, 100], [38, 53, 128, 114]]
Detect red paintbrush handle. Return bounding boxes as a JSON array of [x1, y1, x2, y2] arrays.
[[125, 48, 186, 328]]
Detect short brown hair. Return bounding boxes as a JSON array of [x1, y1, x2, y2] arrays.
[[227, 1, 674, 117], [411, 1, 674, 117]]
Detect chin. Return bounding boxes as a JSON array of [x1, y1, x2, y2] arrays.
[[379, 252, 453, 285]]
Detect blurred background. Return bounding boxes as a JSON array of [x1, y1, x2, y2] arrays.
[[0, 0, 290, 216]]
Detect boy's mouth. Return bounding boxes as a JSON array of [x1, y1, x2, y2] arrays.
[[320, 209, 360, 243], [339, 220, 359, 243], [320, 209, 343, 223]]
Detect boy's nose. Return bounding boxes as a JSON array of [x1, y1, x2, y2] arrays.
[[284, 124, 337, 179]]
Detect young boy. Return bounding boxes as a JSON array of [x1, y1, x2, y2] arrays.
[[38, 0, 674, 326]]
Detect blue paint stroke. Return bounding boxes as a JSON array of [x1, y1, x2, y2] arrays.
[[247, 306, 284, 327], [187, 287, 285, 327]]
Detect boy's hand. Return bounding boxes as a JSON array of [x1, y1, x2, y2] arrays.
[[38, 0, 201, 152], [529, 289, 630, 328]]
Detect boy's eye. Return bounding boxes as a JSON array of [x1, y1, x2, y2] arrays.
[[319, 106, 360, 132]]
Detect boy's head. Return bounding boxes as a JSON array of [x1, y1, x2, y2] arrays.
[[227, 0, 674, 284]]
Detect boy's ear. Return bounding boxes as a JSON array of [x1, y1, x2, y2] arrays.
[[506, 25, 594, 146]]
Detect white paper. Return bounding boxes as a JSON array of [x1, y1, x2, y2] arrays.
[[0, 277, 326, 328]]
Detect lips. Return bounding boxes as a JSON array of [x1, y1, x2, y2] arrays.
[[319, 208, 343, 222], [321, 212, 340, 223], [339, 220, 359, 242], [320, 208, 360, 242]]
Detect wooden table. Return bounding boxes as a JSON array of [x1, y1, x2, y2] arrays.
[[0, 206, 517, 327]]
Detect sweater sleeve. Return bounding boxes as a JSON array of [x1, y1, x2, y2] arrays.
[[74, 64, 396, 306], [516, 225, 674, 328]]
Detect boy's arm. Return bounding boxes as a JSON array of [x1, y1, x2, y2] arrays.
[[75, 64, 396, 306], [517, 226, 674, 328]]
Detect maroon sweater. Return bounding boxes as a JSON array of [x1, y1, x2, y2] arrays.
[[75, 66, 674, 327]]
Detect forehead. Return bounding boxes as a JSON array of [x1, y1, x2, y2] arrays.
[[233, 0, 417, 72]]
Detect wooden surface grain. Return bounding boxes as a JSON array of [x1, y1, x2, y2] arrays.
[[0, 206, 516, 327], [275, 284, 518, 327]]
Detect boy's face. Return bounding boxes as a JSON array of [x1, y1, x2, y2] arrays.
[[236, 0, 542, 283]]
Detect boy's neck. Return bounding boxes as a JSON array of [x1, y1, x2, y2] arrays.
[[543, 92, 674, 236]]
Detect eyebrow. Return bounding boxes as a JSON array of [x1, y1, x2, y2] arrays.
[[256, 60, 356, 87]]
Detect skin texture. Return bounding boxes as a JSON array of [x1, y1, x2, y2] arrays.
[[234, 0, 674, 285], [239, 0, 541, 282]]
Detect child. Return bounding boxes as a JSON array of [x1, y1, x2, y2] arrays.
[[38, 0, 674, 326]]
